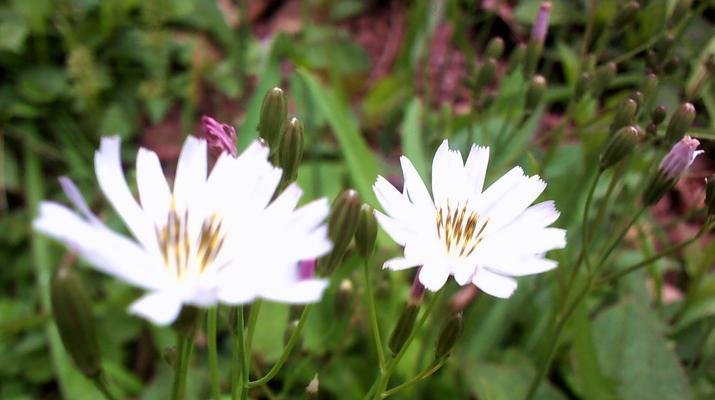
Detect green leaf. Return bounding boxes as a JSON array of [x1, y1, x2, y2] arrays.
[[0, 11, 29, 53], [18, 66, 68, 104], [400, 99, 430, 180], [513, 0, 584, 26], [297, 69, 378, 204], [462, 357, 567, 400], [593, 300, 693, 400]]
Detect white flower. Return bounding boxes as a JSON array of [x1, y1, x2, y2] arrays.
[[373, 140, 566, 298], [34, 136, 331, 325]]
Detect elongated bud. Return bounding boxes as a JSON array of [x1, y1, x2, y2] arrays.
[[435, 312, 464, 360], [599, 126, 641, 170], [278, 117, 305, 186], [705, 176, 715, 217], [306, 374, 319, 397], [665, 102, 695, 144], [474, 58, 498, 93], [643, 136, 703, 205], [525, 75, 546, 112], [389, 303, 419, 356], [613, 1, 640, 27], [651, 105, 667, 126], [507, 44, 526, 74], [410, 273, 426, 305], [670, 0, 692, 27], [173, 306, 201, 336], [51, 265, 102, 377], [610, 98, 638, 134], [202, 115, 237, 157], [629, 91, 643, 111], [334, 279, 354, 314], [258, 87, 287, 150], [355, 204, 377, 259], [485, 37, 504, 59], [641, 73, 659, 106], [574, 72, 590, 101], [531, 2, 551, 45], [318, 189, 361, 274], [590, 62, 617, 99]]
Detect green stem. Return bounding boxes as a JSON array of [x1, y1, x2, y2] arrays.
[[207, 307, 221, 400], [231, 307, 243, 400], [92, 375, 118, 400], [247, 305, 312, 388], [363, 259, 386, 370], [172, 333, 193, 400], [371, 292, 442, 400], [381, 359, 446, 398], [245, 300, 262, 362], [238, 307, 248, 400]]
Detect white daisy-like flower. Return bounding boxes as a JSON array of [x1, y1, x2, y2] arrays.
[[373, 140, 566, 298], [34, 136, 331, 325]]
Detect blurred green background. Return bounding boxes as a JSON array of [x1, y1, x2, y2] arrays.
[[1, 0, 715, 399]]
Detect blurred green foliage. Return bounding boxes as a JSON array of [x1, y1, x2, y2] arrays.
[[1, 0, 715, 399]]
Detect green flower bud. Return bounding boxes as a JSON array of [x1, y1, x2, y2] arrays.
[[574, 72, 590, 101], [474, 58, 498, 94], [355, 204, 377, 259], [643, 136, 702, 206], [485, 37, 505, 59], [590, 62, 617, 99], [646, 123, 658, 137], [640, 73, 658, 106], [525, 75, 547, 112], [51, 266, 101, 377], [389, 303, 419, 356], [258, 87, 288, 150], [609, 98, 638, 134], [629, 91, 643, 111], [507, 44, 526, 74], [172, 306, 201, 337], [318, 189, 361, 274], [434, 312, 464, 360], [705, 176, 715, 216], [613, 1, 640, 27], [334, 279, 354, 315], [522, 40, 543, 79], [651, 105, 667, 126], [599, 126, 641, 170], [665, 102, 695, 144], [278, 117, 305, 187]]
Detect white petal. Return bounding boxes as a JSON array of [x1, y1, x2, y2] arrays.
[[94, 136, 154, 247], [173, 136, 207, 211], [373, 175, 413, 222], [486, 175, 546, 231], [419, 263, 450, 291], [260, 279, 328, 304], [400, 156, 434, 209], [129, 290, 183, 326], [383, 257, 420, 271], [136, 148, 171, 226], [58, 176, 100, 225], [507, 200, 561, 230], [375, 211, 411, 245], [486, 257, 558, 277], [291, 198, 330, 232], [268, 182, 302, 217], [477, 166, 525, 214], [34, 202, 166, 290], [464, 144, 490, 195], [472, 268, 517, 298], [431, 140, 453, 205], [453, 260, 476, 285]]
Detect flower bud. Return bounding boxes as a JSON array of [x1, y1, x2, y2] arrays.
[[163, 346, 177, 367], [298, 259, 316, 280], [409, 273, 426, 305], [354, 204, 377, 259], [389, 303, 419, 356], [434, 312, 464, 360], [201, 115, 237, 157], [258, 87, 287, 150], [474, 58, 498, 94], [609, 98, 638, 134], [643, 136, 703, 205], [485, 37, 505, 59], [646, 123, 658, 138], [334, 279, 354, 315], [613, 1, 640, 27], [173, 306, 201, 336], [574, 72, 590, 101], [651, 105, 667, 126], [278, 117, 305, 186], [590, 62, 617, 99], [531, 2, 551, 45], [507, 44, 526, 74], [50, 265, 101, 377], [525, 75, 547, 112], [318, 190, 361, 274], [705, 176, 715, 217], [306, 374, 319, 397], [640, 73, 658, 106], [665, 103, 695, 144], [629, 91, 643, 111], [599, 126, 641, 170]]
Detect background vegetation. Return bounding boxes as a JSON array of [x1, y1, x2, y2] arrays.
[[1, 0, 714, 399]]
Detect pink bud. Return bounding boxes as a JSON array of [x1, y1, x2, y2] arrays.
[[532, 2, 551, 44], [660, 136, 703, 179], [298, 259, 316, 280], [409, 269, 426, 304], [201, 115, 237, 158]]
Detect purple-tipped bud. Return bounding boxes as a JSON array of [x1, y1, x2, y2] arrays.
[[531, 2, 551, 44], [201, 115, 237, 157], [660, 136, 703, 179], [409, 271, 426, 305], [298, 259, 317, 280]]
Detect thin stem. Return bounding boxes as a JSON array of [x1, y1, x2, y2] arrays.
[[172, 333, 193, 400], [382, 359, 446, 398], [371, 292, 442, 400], [245, 300, 263, 362], [92, 375, 118, 400], [238, 307, 248, 400], [231, 307, 243, 400], [207, 307, 221, 400], [363, 259, 386, 370], [248, 305, 312, 388]]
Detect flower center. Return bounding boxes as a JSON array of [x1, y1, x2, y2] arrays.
[[436, 200, 489, 258], [155, 202, 226, 281]]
